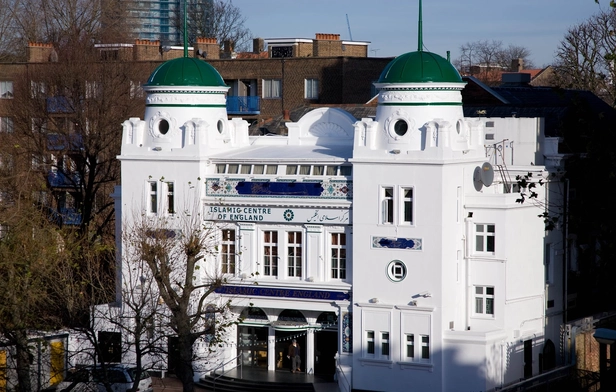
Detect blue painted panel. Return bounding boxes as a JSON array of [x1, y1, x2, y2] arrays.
[[235, 181, 324, 197]]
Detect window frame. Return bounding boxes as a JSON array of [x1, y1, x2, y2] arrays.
[[221, 229, 236, 275], [262, 79, 281, 98], [287, 231, 303, 278], [330, 232, 347, 280], [0, 117, 14, 133], [380, 185, 414, 226], [166, 181, 175, 214], [147, 181, 158, 214], [475, 224, 496, 254], [474, 285, 495, 316], [0, 81, 13, 99], [263, 230, 279, 277], [304, 78, 319, 99]]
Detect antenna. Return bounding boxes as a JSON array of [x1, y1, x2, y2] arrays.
[[346, 14, 353, 41], [418, 0, 423, 51], [183, 0, 188, 57]]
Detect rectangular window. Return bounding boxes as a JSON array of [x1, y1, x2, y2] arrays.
[[228, 164, 239, 174], [216, 164, 226, 173], [263, 79, 281, 98], [0, 117, 14, 133], [286, 165, 297, 175], [221, 229, 236, 274], [266, 165, 278, 175], [421, 335, 430, 360], [402, 187, 413, 224], [331, 233, 346, 279], [366, 331, 375, 354], [475, 224, 495, 253], [326, 166, 338, 176], [0, 81, 13, 99], [381, 332, 390, 357], [263, 231, 278, 276], [475, 286, 495, 315], [148, 181, 157, 214], [287, 231, 302, 277], [253, 164, 264, 174], [240, 165, 251, 174], [313, 165, 324, 175], [305, 78, 318, 99], [406, 334, 415, 359], [166, 182, 174, 213], [299, 165, 311, 175], [382, 187, 393, 224]]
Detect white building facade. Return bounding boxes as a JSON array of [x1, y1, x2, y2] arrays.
[[115, 45, 564, 391]]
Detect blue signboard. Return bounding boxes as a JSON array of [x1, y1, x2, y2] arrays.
[[215, 285, 350, 301]]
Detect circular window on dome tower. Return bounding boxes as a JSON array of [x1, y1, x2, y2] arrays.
[[217, 119, 225, 134], [386, 260, 407, 282], [158, 119, 170, 135], [394, 119, 408, 136]]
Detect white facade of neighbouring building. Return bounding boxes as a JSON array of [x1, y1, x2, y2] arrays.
[[111, 28, 565, 392]]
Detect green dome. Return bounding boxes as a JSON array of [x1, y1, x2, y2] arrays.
[[146, 57, 226, 87], [378, 51, 462, 84]]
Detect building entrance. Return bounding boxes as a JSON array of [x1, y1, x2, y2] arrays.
[[238, 326, 268, 368], [275, 330, 306, 372]]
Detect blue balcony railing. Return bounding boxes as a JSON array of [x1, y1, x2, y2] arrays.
[[226, 96, 260, 115], [57, 208, 82, 225], [48, 171, 81, 188], [47, 134, 84, 151]]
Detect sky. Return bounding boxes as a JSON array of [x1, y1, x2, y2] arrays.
[[232, 0, 609, 68]]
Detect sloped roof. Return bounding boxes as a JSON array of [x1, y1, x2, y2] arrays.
[[462, 76, 616, 145]]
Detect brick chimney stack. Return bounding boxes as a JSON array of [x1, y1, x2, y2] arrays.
[[194, 37, 220, 59], [313, 33, 342, 57], [511, 58, 524, 72], [27, 42, 57, 63]]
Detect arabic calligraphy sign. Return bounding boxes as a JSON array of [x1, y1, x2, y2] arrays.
[[204, 206, 351, 224]]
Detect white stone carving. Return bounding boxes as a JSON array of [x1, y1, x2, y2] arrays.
[[308, 122, 350, 138], [149, 111, 177, 140]]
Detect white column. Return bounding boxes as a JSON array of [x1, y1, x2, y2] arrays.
[[267, 326, 276, 371], [306, 329, 315, 373]]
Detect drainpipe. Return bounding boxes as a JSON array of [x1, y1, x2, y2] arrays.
[[465, 213, 474, 330]]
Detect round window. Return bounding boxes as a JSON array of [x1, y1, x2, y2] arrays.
[[386, 260, 407, 282], [217, 119, 224, 134], [158, 119, 170, 135], [394, 120, 408, 136]]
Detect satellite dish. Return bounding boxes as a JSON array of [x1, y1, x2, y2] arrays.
[[473, 166, 483, 191], [481, 162, 494, 187], [473, 162, 495, 192]]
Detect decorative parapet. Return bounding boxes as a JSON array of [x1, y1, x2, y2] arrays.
[[205, 178, 352, 200]]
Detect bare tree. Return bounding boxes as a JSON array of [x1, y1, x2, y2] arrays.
[[9, 38, 146, 240], [455, 40, 535, 85], [174, 0, 252, 51], [552, 8, 616, 105], [125, 206, 237, 392]]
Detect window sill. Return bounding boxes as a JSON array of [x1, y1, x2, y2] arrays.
[[398, 361, 433, 372], [358, 358, 393, 368], [471, 314, 495, 320]]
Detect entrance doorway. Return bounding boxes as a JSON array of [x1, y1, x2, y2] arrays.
[[238, 326, 268, 368], [315, 330, 337, 378], [275, 330, 306, 372]]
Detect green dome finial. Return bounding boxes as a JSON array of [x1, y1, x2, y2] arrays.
[[418, 0, 423, 52]]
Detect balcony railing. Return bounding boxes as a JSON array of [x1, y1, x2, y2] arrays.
[[226, 96, 260, 115], [48, 171, 81, 188], [56, 208, 82, 225], [47, 134, 84, 151]]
